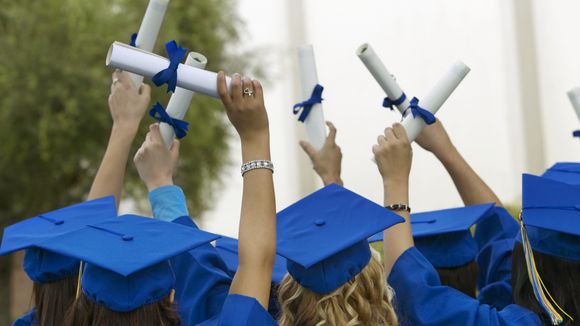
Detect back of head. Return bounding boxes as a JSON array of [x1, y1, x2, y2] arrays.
[[277, 255, 397, 326], [512, 242, 580, 325], [436, 261, 479, 298], [65, 292, 180, 326], [33, 275, 77, 326]]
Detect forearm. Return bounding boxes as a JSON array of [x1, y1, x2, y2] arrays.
[[88, 124, 137, 207], [436, 146, 502, 206], [382, 179, 413, 276], [230, 136, 276, 307]]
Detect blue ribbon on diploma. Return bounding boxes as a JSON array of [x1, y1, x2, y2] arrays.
[[404, 97, 436, 125], [130, 33, 137, 47], [293, 84, 324, 122], [152, 40, 187, 93], [573, 130, 580, 138], [149, 102, 189, 139], [382, 93, 407, 111]]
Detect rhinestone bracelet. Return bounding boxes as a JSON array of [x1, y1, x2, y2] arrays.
[[241, 160, 274, 177]]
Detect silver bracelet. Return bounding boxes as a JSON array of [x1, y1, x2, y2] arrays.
[[241, 160, 274, 176]]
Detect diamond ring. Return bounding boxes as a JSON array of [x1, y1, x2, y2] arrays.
[[243, 88, 254, 97]]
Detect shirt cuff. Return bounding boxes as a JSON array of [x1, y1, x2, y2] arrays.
[[148, 185, 189, 222]]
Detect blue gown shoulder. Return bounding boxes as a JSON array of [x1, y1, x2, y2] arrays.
[[171, 216, 233, 325], [195, 294, 278, 326], [12, 309, 37, 326], [388, 247, 541, 326]]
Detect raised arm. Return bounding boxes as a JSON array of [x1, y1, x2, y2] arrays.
[[299, 121, 343, 186], [373, 123, 414, 275], [88, 70, 151, 207], [415, 120, 501, 206], [217, 72, 276, 309]]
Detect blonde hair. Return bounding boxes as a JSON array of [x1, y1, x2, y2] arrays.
[[277, 254, 398, 326]]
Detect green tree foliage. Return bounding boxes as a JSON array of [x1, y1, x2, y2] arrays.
[[0, 0, 244, 321], [0, 0, 243, 221]]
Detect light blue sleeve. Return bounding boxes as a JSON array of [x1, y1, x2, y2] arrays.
[[148, 185, 189, 222]]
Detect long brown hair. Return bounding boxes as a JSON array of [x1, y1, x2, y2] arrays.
[[435, 260, 479, 298], [512, 242, 580, 325], [277, 254, 398, 326], [32, 275, 77, 326], [64, 292, 181, 326]]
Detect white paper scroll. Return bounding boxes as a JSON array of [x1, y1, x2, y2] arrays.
[[296, 45, 327, 151], [402, 61, 470, 142], [356, 43, 410, 114], [567, 87, 580, 122], [129, 0, 169, 87], [106, 41, 232, 97], [160, 52, 208, 147]]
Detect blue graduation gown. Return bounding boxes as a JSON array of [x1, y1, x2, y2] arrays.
[[12, 309, 36, 326], [474, 207, 519, 309], [388, 247, 541, 326], [196, 294, 278, 326], [171, 216, 233, 325]]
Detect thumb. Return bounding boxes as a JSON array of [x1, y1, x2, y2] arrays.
[[169, 139, 180, 162], [150, 123, 164, 144], [299, 140, 318, 159]]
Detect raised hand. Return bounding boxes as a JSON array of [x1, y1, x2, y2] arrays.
[[415, 119, 454, 158], [134, 124, 180, 191], [373, 123, 412, 186], [108, 69, 151, 130], [217, 72, 269, 144], [300, 121, 343, 186]]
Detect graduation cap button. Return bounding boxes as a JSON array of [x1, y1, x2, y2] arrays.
[[314, 219, 325, 226]]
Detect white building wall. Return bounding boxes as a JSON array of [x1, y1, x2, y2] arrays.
[[200, 0, 580, 237]]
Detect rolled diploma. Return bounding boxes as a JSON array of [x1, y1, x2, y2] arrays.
[[106, 41, 231, 98], [297, 45, 327, 150], [356, 43, 409, 114], [402, 61, 470, 142], [160, 52, 208, 147], [129, 0, 170, 87], [567, 87, 580, 122]]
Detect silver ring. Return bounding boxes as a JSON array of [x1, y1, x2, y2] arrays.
[[243, 88, 254, 97]]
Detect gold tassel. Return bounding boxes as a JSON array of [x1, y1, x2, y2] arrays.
[[75, 261, 84, 299], [519, 211, 573, 325]]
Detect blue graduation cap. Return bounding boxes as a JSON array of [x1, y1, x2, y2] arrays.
[[0, 196, 117, 283], [517, 174, 580, 324], [542, 162, 580, 186], [215, 236, 288, 284], [369, 203, 495, 268], [36, 214, 220, 312], [519, 174, 580, 261], [275, 184, 404, 294]]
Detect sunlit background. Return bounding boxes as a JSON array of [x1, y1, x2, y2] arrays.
[[199, 0, 580, 237], [1, 0, 580, 321]]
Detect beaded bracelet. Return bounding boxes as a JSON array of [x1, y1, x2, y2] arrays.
[[385, 203, 411, 213], [241, 160, 274, 176]]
